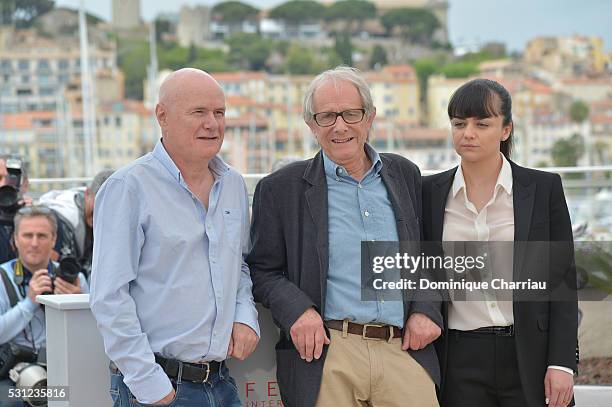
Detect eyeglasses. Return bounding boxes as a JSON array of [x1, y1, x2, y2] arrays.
[[17, 205, 53, 216], [313, 109, 366, 127]]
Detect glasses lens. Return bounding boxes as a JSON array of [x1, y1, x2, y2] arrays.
[[342, 109, 364, 124], [315, 112, 337, 126]]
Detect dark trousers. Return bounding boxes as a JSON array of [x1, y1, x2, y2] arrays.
[[441, 330, 530, 407]]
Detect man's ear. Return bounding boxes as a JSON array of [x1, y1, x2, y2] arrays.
[[155, 103, 167, 128]]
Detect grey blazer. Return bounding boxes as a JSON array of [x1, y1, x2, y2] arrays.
[[247, 150, 442, 407]]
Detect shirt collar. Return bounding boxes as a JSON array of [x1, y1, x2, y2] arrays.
[[322, 143, 382, 179], [452, 153, 513, 198], [153, 139, 231, 183]]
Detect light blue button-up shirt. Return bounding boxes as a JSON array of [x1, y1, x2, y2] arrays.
[[323, 145, 404, 327], [0, 259, 88, 348], [90, 141, 259, 404]]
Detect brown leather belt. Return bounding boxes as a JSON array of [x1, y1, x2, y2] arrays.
[[326, 320, 403, 341]]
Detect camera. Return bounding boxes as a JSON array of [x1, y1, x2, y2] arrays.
[[9, 362, 48, 407], [0, 343, 37, 379], [53, 256, 81, 285], [0, 342, 47, 406], [43, 256, 81, 295], [0, 158, 24, 226]]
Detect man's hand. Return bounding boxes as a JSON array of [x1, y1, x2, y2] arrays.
[[28, 269, 53, 301], [545, 368, 573, 407], [19, 196, 33, 207], [54, 276, 82, 295], [151, 388, 175, 406], [227, 322, 259, 360], [402, 313, 441, 351], [289, 308, 330, 362]]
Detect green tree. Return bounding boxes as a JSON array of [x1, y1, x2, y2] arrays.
[[414, 58, 437, 97], [269, 0, 325, 23], [334, 34, 353, 66], [369, 44, 388, 69], [325, 48, 343, 69], [159, 45, 189, 70], [438, 61, 478, 78], [187, 43, 198, 63], [226, 33, 272, 70], [117, 37, 150, 100], [1, 0, 54, 28], [569, 100, 589, 123], [188, 48, 234, 72], [285, 44, 318, 74], [154, 18, 171, 43], [211, 1, 259, 23], [325, 0, 376, 33], [552, 134, 585, 167], [380, 8, 439, 44]]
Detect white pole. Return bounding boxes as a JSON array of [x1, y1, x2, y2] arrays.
[[79, 0, 94, 176]]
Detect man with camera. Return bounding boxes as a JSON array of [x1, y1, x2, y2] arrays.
[[0, 206, 88, 406], [0, 155, 33, 264], [39, 169, 115, 280]]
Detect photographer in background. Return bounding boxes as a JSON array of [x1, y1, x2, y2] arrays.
[[39, 169, 114, 279], [0, 206, 88, 406], [0, 155, 33, 264]]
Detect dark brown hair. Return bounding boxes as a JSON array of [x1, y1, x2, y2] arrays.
[[447, 78, 514, 158]]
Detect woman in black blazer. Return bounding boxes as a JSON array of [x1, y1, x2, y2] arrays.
[[422, 79, 578, 407]]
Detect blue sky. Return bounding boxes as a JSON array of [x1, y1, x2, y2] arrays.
[[55, 0, 612, 52]]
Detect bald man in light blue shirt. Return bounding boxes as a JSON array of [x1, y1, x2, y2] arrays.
[[90, 68, 259, 407]]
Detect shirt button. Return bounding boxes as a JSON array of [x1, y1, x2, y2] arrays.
[[490, 303, 496, 308], [358, 184, 363, 189], [364, 211, 370, 217]]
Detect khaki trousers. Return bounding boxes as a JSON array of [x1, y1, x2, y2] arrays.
[[315, 328, 438, 407]]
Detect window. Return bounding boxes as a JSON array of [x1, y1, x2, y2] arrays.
[[58, 59, 69, 70], [18, 59, 30, 70], [40, 87, 55, 96]]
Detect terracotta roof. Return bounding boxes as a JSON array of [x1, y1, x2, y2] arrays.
[[1, 110, 59, 130], [591, 114, 612, 124], [561, 77, 612, 85]]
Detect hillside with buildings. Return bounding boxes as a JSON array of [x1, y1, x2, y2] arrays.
[[0, 0, 611, 180]]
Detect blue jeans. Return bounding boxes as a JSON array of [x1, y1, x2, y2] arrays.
[[0, 378, 26, 407], [109, 363, 241, 407]]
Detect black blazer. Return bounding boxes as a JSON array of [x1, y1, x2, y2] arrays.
[[247, 150, 442, 407], [422, 160, 578, 407]]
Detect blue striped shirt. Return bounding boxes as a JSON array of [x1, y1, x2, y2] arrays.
[[90, 141, 259, 404]]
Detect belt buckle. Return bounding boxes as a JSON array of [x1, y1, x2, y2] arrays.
[[362, 323, 384, 341], [497, 325, 514, 337], [198, 362, 210, 384], [200, 362, 211, 383]]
